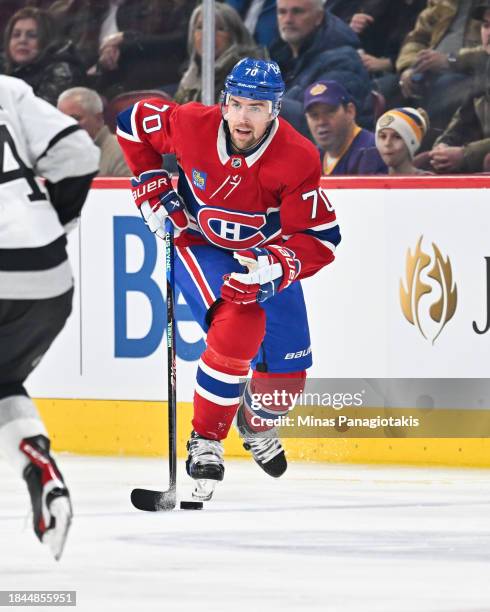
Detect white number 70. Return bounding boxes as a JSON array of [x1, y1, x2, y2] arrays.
[[302, 188, 335, 219]]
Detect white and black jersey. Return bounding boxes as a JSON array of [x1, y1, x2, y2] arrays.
[[0, 76, 100, 300]]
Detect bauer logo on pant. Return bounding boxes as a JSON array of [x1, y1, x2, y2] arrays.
[[400, 236, 457, 344]]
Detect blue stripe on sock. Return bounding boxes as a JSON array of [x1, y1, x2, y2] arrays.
[[196, 367, 242, 399]]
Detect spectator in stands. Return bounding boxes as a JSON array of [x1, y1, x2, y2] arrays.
[[57, 86, 130, 176], [49, 0, 196, 98], [428, 1, 490, 173], [375, 107, 431, 175], [226, 0, 278, 47], [271, 0, 359, 64], [304, 79, 386, 175], [353, 0, 427, 105], [175, 3, 265, 105], [270, 0, 372, 135], [396, 0, 483, 140], [0, 1, 56, 51], [1, 7, 85, 106]]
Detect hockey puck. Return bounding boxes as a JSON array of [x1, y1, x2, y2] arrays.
[[180, 500, 203, 510]]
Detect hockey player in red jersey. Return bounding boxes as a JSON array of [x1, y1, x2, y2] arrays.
[[117, 58, 340, 500]]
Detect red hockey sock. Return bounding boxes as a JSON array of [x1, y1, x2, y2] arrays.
[[193, 301, 266, 441], [242, 370, 307, 432]]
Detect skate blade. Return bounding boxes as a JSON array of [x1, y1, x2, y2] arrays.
[[192, 479, 217, 502], [42, 497, 72, 561]]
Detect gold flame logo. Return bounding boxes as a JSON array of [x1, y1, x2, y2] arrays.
[[400, 237, 457, 343]]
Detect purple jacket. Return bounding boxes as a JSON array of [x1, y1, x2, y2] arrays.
[[321, 128, 387, 176]]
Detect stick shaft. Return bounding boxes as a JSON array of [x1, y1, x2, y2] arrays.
[[165, 221, 177, 491], [129, 221, 177, 511]]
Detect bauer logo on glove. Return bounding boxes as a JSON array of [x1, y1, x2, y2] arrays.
[[130, 169, 189, 239], [131, 174, 170, 205], [221, 246, 300, 304]]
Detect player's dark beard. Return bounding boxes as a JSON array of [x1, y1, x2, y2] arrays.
[[224, 121, 273, 156]]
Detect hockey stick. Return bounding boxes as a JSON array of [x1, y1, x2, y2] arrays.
[[131, 219, 177, 511]]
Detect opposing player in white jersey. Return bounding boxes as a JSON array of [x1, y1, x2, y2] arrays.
[[0, 76, 99, 559]]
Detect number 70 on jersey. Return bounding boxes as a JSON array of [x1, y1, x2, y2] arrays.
[[302, 187, 335, 219]]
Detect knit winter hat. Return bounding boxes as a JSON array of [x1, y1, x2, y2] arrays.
[[375, 107, 429, 158]]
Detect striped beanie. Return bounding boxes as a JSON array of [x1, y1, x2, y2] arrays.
[[375, 107, 429, 158]]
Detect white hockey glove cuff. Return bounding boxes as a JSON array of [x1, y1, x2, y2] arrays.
[[221, 246, 300, 304]]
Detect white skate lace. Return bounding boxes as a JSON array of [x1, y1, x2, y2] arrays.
[[242, 434, 283, 464], [188, 437, 224, 467]]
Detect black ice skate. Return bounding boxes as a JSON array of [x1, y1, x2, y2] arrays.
[[20, 435, 72, 561], [236, 404, 287, 478], [186, 431, 224, 501]]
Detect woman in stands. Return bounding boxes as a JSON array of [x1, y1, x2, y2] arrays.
[[175, 3, 265, 104], [2, 7, 85, 107]]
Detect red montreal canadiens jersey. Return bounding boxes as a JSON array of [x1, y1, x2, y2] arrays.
[[117, 100, 340, 280]]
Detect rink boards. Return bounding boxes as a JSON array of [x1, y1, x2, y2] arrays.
[[27, 176, 490, 466]]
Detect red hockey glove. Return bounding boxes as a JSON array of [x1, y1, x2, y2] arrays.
[[131, 170, 189, 239], [221, 245, 300, 305]]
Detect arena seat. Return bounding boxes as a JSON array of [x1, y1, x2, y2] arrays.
[[371, 90, 386, 121]]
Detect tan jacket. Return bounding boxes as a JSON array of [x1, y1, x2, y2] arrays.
[[396, 0, 482, 73], [94, 126, 130, 177]]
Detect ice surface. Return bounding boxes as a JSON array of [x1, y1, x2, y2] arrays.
[[2, 456, 490, 612]]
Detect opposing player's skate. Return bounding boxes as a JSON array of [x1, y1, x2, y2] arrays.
[[186, 431, 224, 501], [236, 404, 287, 478], [20, 435, 72, 561]]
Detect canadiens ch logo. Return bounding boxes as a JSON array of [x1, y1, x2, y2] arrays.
[[197, 207, 268, 250], [192, 169, 207, 191], [400, 236, 457, 344]]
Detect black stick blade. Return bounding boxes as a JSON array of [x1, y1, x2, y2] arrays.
[[131, 488, 176, 512]]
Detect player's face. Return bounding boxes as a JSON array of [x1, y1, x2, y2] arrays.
[[481, 10, 490, 53], [194, 15, 232, 59], [9, 18, 39, 65], [305, 102, 356, 154], [376, 128, 410, 168], [225, 96, 272, 151], [277, 0, 324, 47], [57, 97, 103, 141]]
